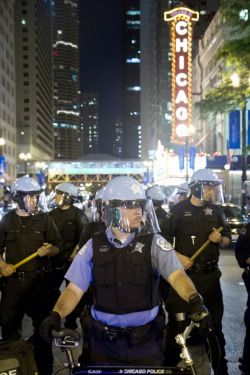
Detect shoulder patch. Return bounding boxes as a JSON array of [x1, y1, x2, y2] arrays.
[[79, 244, 87, 255], [156, 237, 173, 252]]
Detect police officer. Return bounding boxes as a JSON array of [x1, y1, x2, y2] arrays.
[[41, 175, 210, 366], [163, 169, 231, 375], [49, 182, 88, 328], [176, 181, 189, 203], [235, 223, 250, 375], [0, 176, 62, 375], [78, 186, 106, 249], [49, 182, 88, 282], [146, 185, 167, 233]]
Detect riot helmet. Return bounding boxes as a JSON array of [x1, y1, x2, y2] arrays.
[[92, 186, 106, 222], [11, 176, 42, 214], [102, 176, 160, 233], [189, 169, 223, 204], [146, 186, 165, 207], [177, 181, 189, 202], [50, 182, 78, 207]]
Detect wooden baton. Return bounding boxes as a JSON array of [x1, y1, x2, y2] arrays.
[[0, 244, 51, 277], [190, 226, 223, 262]]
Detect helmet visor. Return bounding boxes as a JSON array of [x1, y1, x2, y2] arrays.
[[104, 200, 144, 233], [22, 194, 40, 213], [195, 182, 224, 204]]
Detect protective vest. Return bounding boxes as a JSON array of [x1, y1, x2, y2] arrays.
[[172, 200, 230, 262], [92, 232, 160, 314], [1, 210, 48, 271]]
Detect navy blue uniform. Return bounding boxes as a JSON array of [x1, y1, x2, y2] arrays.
[[235, 223, 250, 374], [0, 210, 62, 375], [163, 198, 231, 375]]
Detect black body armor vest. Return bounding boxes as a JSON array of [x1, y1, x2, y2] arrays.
[[92, 232, 160, 314]]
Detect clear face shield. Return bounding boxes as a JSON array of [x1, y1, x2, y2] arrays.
[[21, 193, 41, 215], [103, 198, 160, 234], [193, 181, 224, 205], [47, 190, 72, 208]]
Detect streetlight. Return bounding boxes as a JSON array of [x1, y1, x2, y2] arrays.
[[230, 72, 248, 213], [19, 152, 32, 176], [176, 124, 195, 181]]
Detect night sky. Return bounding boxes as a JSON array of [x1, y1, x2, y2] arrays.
[[79, 0, 122, 154]]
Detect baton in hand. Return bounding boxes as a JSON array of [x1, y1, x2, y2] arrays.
[[190, 227, 223, 262], [0, 244, 51, 277]]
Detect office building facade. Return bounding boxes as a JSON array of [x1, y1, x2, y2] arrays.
[[52, 0, 81, 159], [0, 0, 16, 181], [81, 92, 99, 155], [121, 0, 141, 159], [15, 0, 54, 162]]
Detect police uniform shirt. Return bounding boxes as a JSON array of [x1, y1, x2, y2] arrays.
[[165, 198, 231, 261], [65, 228, 183, 327]]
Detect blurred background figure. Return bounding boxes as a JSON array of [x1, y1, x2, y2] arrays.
[[79, 186, 106, 249], [49, 182, 88, 329], [167, 181, 189, 210], [176, 181, 190, 203], [146, 185, 167, 233]]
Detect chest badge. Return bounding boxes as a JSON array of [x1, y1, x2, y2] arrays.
[[204, 207, 213, 216], [131, 242, 144, 253]]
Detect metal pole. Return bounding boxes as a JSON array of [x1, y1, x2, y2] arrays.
[[241, 102, 247, 214], [185, 136, 189, 181]]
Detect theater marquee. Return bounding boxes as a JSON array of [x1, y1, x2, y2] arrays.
[[164, 7, 199, 143]]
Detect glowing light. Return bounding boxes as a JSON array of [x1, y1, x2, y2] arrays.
[[164, 6, 199, 143]]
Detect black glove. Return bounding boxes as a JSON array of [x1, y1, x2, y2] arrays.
[[40, 311, 61, 343], [188, 293, 213, 336]]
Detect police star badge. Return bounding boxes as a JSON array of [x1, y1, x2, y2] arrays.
[[156, 237, 172, 252], [131, 242, 144, 253], [204, 207, 213, 216]]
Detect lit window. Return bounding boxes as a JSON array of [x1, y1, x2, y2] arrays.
[[21, 19, 26, 25], [127, 86, 141, 91], [57, 30, 63, 34], [126, 10, 140, 16], [126, 58, 140, 63]]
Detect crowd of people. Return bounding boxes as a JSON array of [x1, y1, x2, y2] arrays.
[[0, 169, 249, 375]]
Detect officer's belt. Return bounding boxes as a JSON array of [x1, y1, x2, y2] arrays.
[[90, 316, 154, 342], [10, 267, 49, 280], [187, 259, 218, 274]]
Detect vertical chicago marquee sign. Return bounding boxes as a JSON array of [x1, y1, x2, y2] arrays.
[[164, 7, 199, 143]]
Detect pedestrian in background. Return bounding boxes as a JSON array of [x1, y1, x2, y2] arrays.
[[0, 176, 62, 375], [235, 222, 250, 375], [41, 176, 210, 367]]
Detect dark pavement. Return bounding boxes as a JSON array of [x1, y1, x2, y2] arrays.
[[1, 247, 247, 374]]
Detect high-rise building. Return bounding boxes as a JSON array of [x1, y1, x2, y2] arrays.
[[113, 120, 123, 158], [81, 93, 99, 155], [52, 0, 81, 159], [15, 0, 54, 162], [121, 0, 141, 159], [140, 0, 220, 158], [0, 0, 16, 181]]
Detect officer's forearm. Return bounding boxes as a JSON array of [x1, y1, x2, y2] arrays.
[[53, 283, 84, 318], [168, 269, 198, 302]]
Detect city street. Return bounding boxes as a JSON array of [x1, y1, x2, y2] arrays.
[[15, 246, 246, 375]]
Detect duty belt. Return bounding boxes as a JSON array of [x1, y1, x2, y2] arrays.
[[187, 259, 218, 274], [10, 267, 49, 280], [90, 316, 155, 342]]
